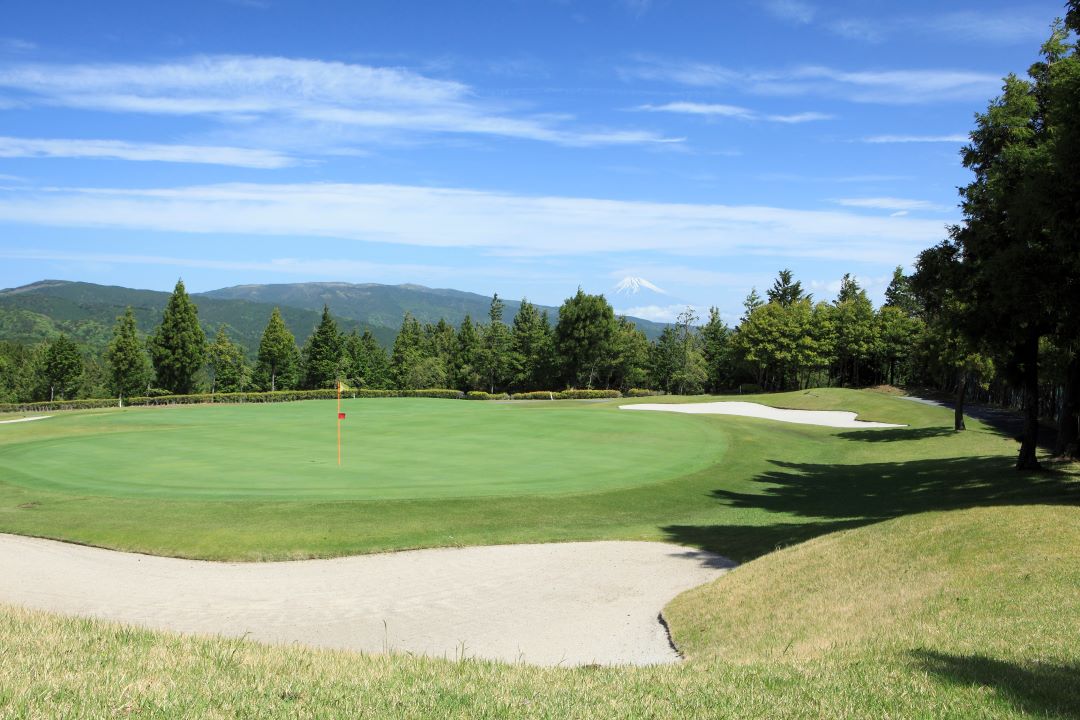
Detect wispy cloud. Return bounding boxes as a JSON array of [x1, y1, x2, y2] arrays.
[[0, 38, 36, 54], [0, 181, 949, 264], [637, 102, 831, 123], [623, 57, 1001, 104], [861, 134, 967, 143], [0, 55, 679, 149], [832, 197, 951, 212], [762, 0, 816, 25], [0, 136, 296, 168]]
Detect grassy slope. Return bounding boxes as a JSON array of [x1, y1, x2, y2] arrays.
[[2, 505, 1076, 719], [1, 389, 1076, 560]]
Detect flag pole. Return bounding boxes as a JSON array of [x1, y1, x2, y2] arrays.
[[337, 379, 342, 467]]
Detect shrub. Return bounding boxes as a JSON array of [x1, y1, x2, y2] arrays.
[[556, 389, 621, 399], [625, 388, 664, 397], [464, 391, 509, 400], [510, 391, 560, 400]]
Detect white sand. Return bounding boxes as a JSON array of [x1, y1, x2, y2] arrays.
[[0, 415, 50, 424], [0, 534, 732, 666], [620, 401, 904, 428]]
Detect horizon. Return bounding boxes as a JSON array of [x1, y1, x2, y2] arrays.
[[0, 0, 1068, 322]]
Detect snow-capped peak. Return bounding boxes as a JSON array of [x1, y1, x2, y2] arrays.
[[613, 276, 667, 295]]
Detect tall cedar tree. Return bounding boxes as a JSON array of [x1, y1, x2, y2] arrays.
[[208, 325, 249, 393], [42, 334, 83, 401], [700, 307, 732, 393], [344, 330, 392, 389], [391, 313, 426, 390], [767, 269, 809, 306], [509, 299, 554, 391], [149, 279, 206, 394], [105, 307, 152, 400], [555, 289, 617, 388], [454, 315, 483, 391], [255, 307, 299, 392], [302, 305, 345, 389], [480, 294, 511, 393]]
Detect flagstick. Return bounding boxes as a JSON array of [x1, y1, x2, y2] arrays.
[[337, 380, 342, 467]]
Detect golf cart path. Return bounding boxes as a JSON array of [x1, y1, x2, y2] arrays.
[[0, 535, 732, 666], [0, 415, 50, 424], [620, 401, 904, 428]]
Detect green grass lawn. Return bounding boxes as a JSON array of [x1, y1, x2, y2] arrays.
[[1, 389, 1076, 560]]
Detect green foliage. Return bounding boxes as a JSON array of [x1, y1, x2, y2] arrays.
[[607, 316, 650, 391], [254, 308, 300, 392], [391, 313, 428, 390], [343, 330, 392, 389], [766, 268, 809, 306], [105, 307, 152, 400], [555, 288, 617, 388], [453, 314, 483, 391], [625, 388, 663, 397], [149, 280, 207, 395], [41, 334, 83, 401], [509, 299, 555, 392], [700, 307, 733, 393], [208, 326, 249, 394], [301, 305, 345, 389], [464, 390, 510, 400], [479, 294, 512, 393]]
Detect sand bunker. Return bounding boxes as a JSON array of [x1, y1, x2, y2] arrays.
[[0, 415, 50, 425], [0, 535, 731, 666], [621, 401, 904, 428]]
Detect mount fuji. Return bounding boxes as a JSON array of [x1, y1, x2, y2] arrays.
[[610, 276, 688, 324]]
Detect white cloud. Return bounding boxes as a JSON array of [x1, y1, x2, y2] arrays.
[[0, 136, 296, 168], [0, 38, 36, 54], [614, 304, 692, 323], [833, 197, 951, 212], [0, 55, 678, 148], [0, 181, 949, 264], [637, 102, 830, 124], [861, 134, 968, 143], [624, 57, 1001, 104], [762, 0, 816, 25]]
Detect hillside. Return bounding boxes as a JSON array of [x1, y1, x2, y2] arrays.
[[0, 281, 396, 355], [203, 281, 670, 339]]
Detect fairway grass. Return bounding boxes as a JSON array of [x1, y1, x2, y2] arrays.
[[1, 388, 1077, 560], [3, 505, 1077, 718]]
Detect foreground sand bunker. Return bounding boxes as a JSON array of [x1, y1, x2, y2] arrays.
[[620, 401, 905, 428], [0, 535, 731, 666]]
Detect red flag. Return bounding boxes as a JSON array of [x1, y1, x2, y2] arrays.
[[338, 412, 346, 420]]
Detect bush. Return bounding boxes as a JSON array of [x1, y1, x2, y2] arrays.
[[625, 388, 663, 397], [464, 391, 509, 400], [556, 389, 622, 399], [510, 391, 559, 401]]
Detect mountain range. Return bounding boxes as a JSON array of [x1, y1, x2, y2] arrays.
[[0, 280, 669, 356]]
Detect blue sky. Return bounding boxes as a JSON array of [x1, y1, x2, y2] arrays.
[[0, 0, 1069, 323]]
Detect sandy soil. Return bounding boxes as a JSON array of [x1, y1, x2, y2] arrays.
[[0, 415, 50, 424], [0, 535, 732, 666], [620, 401, 904, 428]]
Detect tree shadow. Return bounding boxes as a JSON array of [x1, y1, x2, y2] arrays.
[[913, 649, 1080, 719], [663, 455, 1079, 561], [837, 427, 957, 443]]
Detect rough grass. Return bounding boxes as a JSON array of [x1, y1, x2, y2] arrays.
[[1, 389, 1077, 560], [2, 505, 1077, 719]]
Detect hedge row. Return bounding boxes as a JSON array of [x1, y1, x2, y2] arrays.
[[625, 388, 665, 397], [0, 388, 465, 413], [509, 389, 622, 401], [0, 387, 632, 414]]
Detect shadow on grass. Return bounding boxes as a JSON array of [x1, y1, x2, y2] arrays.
[[914, 649, 1080, 719], [664, 455, 1079, 562], [837, 427, 957, 443]]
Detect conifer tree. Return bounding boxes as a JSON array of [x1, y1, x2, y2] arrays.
[[554, 288, 617, 388], [480, 293, 511, 393], [510, 299, 554, 390], [254, 307, 299, 392], [149, 279, 206, 394], [42, 334, 83, 401], [208, 325, 249, 393], [345, 330, 392, 389], [105, 306, 152, 400], [302, 305, 345, 389], [391, 312, 426, 390]]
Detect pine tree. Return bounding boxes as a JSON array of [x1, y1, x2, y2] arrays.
[[149, 279, 207, 395], [741, 287, 764, 323], [208, 325, 249, 394], [700, 307, 732, 393], [302, 305, 345, 389], [254, 307, 299, 392], [105, 306, 152, 400], [480, 293, 511, 393], [42, 334, 83, 401], [554, 288, 617, 388], [767, 269, 809, 307], [453, 314, 483, 391], [345, 330, 392, 389], [391, 313, 426, 390], [510, 299, 554, 391]]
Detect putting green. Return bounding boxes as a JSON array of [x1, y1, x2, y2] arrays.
[[0, 399, 726, 500]]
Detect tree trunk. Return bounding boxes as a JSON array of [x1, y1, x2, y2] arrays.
[[954, 371, 967, 431], [50, 385, 55, 402], [1017, 332, 1041, 470], [271, 370, 276, 393], [1056, 352, 1080, 458]]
